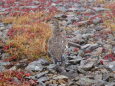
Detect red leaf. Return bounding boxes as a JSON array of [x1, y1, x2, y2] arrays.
[[25, 73, 31, 77], [104, 54, 115, 61]]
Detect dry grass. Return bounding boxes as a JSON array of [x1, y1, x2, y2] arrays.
[[3, 12, 53, 61], [102, 2, 115, 31]]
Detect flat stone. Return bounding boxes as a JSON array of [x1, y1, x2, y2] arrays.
[[53, 75, 68, 80], [25, 65, 44, 71], [35, 71, 49, 79], [0, 66, 5, 72], [79, 77, 96, 86], [0, 61, 10, 66], [80, 60, 95, 71], [37, 76, 49, 82]]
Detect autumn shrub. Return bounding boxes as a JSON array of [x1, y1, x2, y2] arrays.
[[0, 70, 36, 86], [102, 2, 115, 32], [2, 12, 53, 61]]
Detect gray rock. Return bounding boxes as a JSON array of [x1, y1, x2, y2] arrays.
[[81, 43, 99, 51], [53, 75, 68, 80], [0, 66, 5, 72], [0, 26, 5, 31], [37, 76, 49, 82], [93, 7, 109, 12], [57, 7, 67, 12], [69, 56, 83, 64], [94, 72, 102, 80], [20, 6, 38, 9], [32, 1, 40, 4], [25, 65, 43, 71], [104, 62, 115, 72], [82, 33, 94, 39], [47, 64, 56, 70], [79, 77, 96, 86], [68, 42, 81, 48], [92, 17, 102, 24], [0, 23, 4, 27], [106, 82, 115, 86], [25, 59, 48, 71], [112, 47, 115, 54], [35, 71, 49, 79], [80, 60, 95, 71], [0, 61, 10, 66], [95, 80, 108, 86]]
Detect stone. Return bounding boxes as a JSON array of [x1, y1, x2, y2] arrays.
[[104, 62, 115, 72], [35, 71, 49, 79], [53, 75, 68, 80], [0, 66, 5, 72], [0, 23, 4, 27], [81, 43, 99, 51], [37, 76, 49, 82], [69, 56, 82, 65], [25, 64, 44, 71], [80, 60, 95, 71], [68, 42, 81, 48], [0, 61, 10, 66], [93, 7, 109, 12], [79, 77, 95, 86], [94, 72, 102, 80], [47, 64, 56, 70], [92, 17, 102, 24]]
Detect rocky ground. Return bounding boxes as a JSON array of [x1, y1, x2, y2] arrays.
[[0, 0, 115, 86]]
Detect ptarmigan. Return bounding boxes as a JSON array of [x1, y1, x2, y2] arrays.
[[48, 19, 67, 64]]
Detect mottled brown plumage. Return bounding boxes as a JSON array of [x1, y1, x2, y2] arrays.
[[48, 20, 66, 64]]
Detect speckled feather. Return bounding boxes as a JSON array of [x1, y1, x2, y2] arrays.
[[48, 20, 67, 64]]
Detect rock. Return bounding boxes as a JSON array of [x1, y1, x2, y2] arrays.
[[13, 77, 21, 84], [25, 65, 43, 71], [92, 17, 102, 24], [90, 47, 103, 57], [79, 77, 96, 86], [0, 66, 5, 72], [69, 56, 83, 65], [82, 33, 94, 39], [95, 80, 107, 86], [94, 72, 102, 80], [112, 47, 115, 54], [9, 66, 17, 70], [68, 42, 81, 48], [37, 76, 49, 82], [81, 43, 99, 51], [93, 7, 109, 12], [104, 62, 115, 72], [20, 6, 38, 9], [53, 75, 68, 80], [1, 53, 10, 60], [35, 71, 49, 79], [0, 27, 5, 31], [102, 73, 110, 81], [77, 20, 89, 26], [0, 23, 4, 27], [0, 61, 10, 66], [80, 60, 95, 71], [25, 59, 49, 71], [32, 1, 40, 4], [25, 59, 48, 71], [47, 64, 56, 70], [106, 82, 115, 86], [57, 7, 67, 12]]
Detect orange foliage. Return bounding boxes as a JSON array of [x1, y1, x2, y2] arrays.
[[3, 11, 53, 60]]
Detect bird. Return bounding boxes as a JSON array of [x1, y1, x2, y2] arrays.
[[48, 19, 67, 65]]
